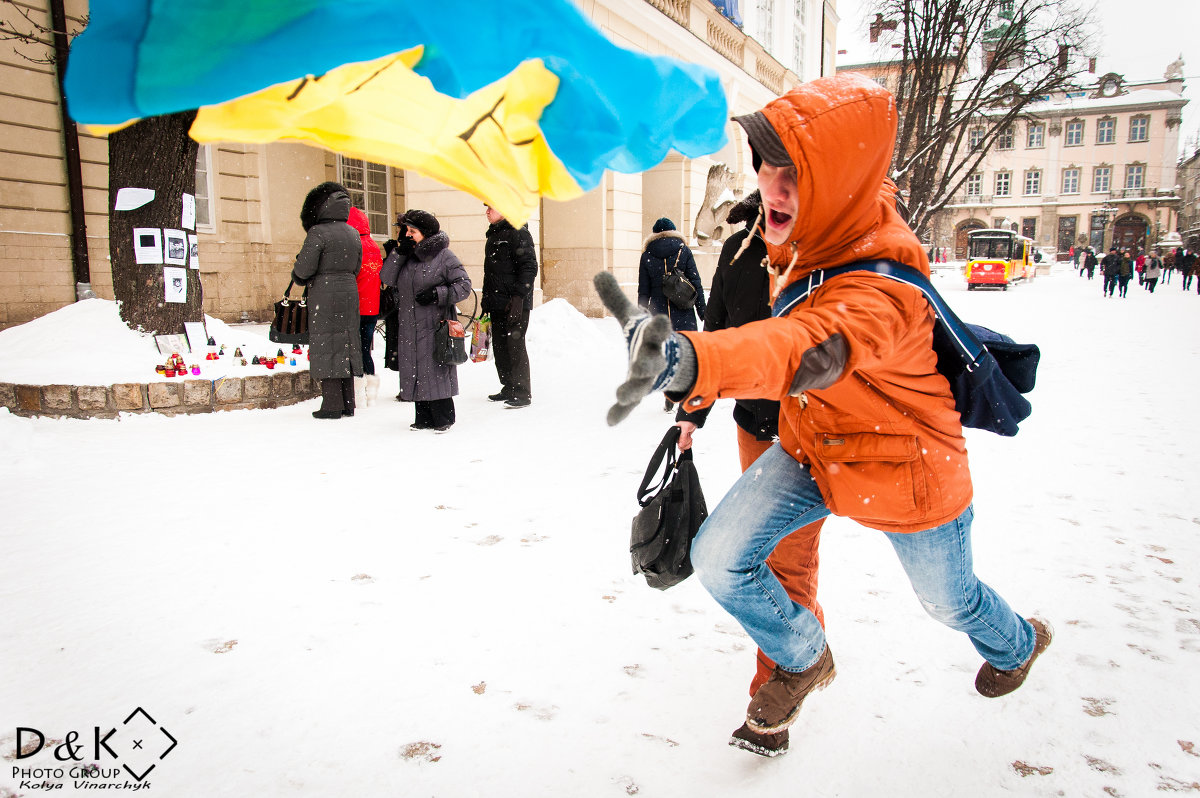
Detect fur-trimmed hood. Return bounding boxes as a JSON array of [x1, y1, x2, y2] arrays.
[[412, 230, 451, 262], [300, 181, 351, 231], [642, 229, 686, 254]]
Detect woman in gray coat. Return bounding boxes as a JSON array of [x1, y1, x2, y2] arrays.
[[391, 209, 472, 431], [291, 181, 364, 419]]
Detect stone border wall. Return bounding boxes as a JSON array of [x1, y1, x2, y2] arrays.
[[0, 371, 319, 419]]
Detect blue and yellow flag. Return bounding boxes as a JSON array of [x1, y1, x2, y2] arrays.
[[65, 0, 729, 225]]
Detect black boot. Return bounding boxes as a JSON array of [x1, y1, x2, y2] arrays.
[[340, 377, 355, 417], [312, 379, 344, 419]]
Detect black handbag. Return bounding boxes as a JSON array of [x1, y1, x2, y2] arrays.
[[630, 426, 708, 590], [269, 280, 309, 345], [433, 289, 476, 367], [662, 249, 697, 310]]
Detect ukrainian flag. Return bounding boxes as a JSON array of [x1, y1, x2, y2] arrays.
[[64, 0, 729, 225]]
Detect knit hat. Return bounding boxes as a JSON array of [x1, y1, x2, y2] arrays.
[[400, 208, 440, 238], [652, 217, 676, 233]]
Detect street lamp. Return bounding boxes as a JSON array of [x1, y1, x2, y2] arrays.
[[1095, 203, 1119, 249]]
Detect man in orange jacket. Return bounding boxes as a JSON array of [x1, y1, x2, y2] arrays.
[[594, 73, 1050, 757]]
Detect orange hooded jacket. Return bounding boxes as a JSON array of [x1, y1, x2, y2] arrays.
[[677, 74, 972, 533]]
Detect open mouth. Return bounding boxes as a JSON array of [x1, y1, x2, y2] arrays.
[[768, 209, 793, 229]]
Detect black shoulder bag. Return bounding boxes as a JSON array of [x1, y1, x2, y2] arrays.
[[630, 426, 708, 590]]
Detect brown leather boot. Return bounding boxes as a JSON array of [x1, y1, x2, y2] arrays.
[[975, 617, 1053, 698], [729, 722, 789, 757], [745, 645, 836, 734]]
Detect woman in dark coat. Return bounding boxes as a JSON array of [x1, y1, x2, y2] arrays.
[[291, 181, 363, 419], [637, 217, 706, 331], [390, 209, 472, 432], [638, 217, 705, 411]]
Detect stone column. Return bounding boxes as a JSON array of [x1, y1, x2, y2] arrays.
[[541, 171, 643, 317]]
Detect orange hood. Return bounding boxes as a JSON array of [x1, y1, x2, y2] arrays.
[[751, 74, 929, 282]]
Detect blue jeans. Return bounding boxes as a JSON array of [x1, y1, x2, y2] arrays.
[[691, 444, 1035, 673]]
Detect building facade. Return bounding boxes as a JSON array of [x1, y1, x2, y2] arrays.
[[0, 0, 836, 330], [835, 11, 1189, 262], [938, 71, 1188, 260], [1178, 143, 1200, 252]]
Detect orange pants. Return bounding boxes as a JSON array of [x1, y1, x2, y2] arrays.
[[736, 426, 826, 696]]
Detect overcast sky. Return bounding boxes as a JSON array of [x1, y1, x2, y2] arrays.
[[833, 0, 1200, 158]]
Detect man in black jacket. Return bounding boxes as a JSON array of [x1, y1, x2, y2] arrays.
[[482, 206, 539, 407], [1100, 247, 1121, 297]]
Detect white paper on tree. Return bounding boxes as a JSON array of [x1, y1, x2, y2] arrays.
[[163, 229, 188, 265], [133, 228, 163, 264], [163, 266, 187, 303], [188, 234, 200, 269], [114, 187, 155, 211], [182, 193, 196, 230]]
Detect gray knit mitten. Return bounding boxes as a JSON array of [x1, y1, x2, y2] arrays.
[[593, 272, 696, 426]]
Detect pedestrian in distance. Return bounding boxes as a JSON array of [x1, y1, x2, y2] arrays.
[[348, 205, 382, 406], [292, 181, 363, 419], [386, 209, 472, 432], [481, 204, 539, 408], [594, 73, 1051, 758], [1101, 247, 1120, 297], [638, 217, 706, 411], [1144, 251, 1162, 293], [673, 190, 826, 755], [1118, 250, 1133, 298], [1182, 250, 1197, 292], [1083, 247, 1097, 280]]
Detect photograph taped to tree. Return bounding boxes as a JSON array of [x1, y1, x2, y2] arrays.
[[133, 227, 163, 264], [163, 229, 188, 266], [188, 234, 200, 269], [163, 266, 187, 303]]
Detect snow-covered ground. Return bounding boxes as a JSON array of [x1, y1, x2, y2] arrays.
[[2, 266, 1199, 797]]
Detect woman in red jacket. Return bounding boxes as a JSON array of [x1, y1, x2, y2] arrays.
[[348, 206, 382, 404]]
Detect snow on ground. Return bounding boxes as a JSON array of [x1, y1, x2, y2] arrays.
[[0, 299, 306, 385], [2, 269, 1199, 797]]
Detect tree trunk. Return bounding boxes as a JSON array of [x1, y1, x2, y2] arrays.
[[108, 110, 204, 334]]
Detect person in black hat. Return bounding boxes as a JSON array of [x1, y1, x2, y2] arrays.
[[638, 216, 705, 410], [383, 209, 472, 432], [1101, 247, 1121, 297]]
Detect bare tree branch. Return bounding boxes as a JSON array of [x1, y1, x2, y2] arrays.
[[0, 0, 87, 64], [859, 0, 1096, 237]]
